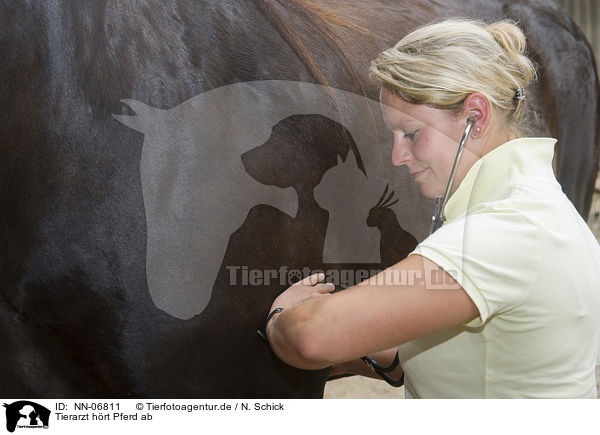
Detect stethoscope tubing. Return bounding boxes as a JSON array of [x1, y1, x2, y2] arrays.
[[430, 117, 475, 235]]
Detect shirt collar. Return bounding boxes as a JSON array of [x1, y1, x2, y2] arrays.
[[444, 137, 558, 221]]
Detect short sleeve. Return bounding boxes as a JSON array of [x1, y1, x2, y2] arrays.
[[411, 208, 543, 327]]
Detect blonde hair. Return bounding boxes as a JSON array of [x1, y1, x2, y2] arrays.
[[370, 19, 537, 135]]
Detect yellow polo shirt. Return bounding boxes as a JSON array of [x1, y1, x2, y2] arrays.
[[402, 137, 600, 398]]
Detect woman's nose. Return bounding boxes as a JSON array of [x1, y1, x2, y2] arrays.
[[391, 135, 411, 166]]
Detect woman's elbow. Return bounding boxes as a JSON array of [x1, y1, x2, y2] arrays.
[[294, 328, 332, 369], [273, 313, 331, 370]]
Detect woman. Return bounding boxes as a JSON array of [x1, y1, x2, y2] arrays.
[[264, 18, 600, 398]]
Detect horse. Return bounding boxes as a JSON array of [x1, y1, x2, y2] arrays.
[[1, 0, 598, 398]]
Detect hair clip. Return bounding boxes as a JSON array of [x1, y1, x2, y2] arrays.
[[514, 88, 526, 101]]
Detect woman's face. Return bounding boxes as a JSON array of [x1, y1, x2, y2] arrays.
[[380, 88, 476, 198]]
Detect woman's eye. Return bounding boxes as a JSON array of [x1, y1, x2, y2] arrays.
[[404, 130, 418, 141]]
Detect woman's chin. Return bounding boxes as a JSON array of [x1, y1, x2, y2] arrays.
[[419, 184, 443, 199]]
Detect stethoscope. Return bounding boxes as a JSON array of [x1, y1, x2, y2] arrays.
[[361, 117, 476, 387], [430, 117, 475, 234]]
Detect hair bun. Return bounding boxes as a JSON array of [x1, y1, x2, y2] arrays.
[[486, 20, 527, 56]]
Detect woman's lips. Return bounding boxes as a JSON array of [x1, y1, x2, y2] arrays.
[[411, 168, 428, 180]]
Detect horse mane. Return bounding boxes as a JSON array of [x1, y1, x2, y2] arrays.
[[253, 0, 374, 175], [253, 0, 369, 91]]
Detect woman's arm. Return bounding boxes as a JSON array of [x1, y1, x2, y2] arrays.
[[329, 347, 403, 380], [266, 254, 478, 370]]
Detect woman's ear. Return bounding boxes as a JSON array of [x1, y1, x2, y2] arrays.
[[463, 93, 490, 136]]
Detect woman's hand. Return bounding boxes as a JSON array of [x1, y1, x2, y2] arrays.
[[270, 273, 335, 312]]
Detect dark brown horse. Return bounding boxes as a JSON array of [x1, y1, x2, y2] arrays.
[[1, 0, 598, 398]]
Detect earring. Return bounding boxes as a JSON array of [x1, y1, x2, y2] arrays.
[[471, 126, 481, 139]]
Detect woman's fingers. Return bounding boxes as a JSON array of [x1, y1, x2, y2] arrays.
[[299, 272, 326, 286], [271, 273, 335, 310], [298, 273, 335, 293], [313, 282, 336, 294]]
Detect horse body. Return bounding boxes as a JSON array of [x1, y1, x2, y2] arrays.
[[0, 0, 597, 398]]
